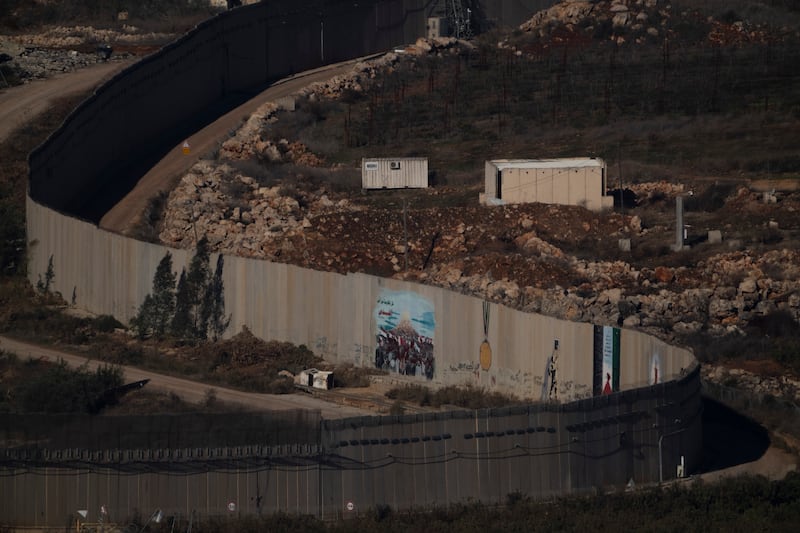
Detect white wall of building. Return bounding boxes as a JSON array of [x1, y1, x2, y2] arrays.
[[361, 158, 428, 189], [483, 158, 614, 211]]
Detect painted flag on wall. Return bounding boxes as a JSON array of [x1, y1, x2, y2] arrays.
[[593, 325, 620, 396]]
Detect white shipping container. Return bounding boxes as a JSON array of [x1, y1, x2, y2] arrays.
[[361, 157, 428, 189]]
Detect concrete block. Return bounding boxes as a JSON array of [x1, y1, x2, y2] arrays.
[[618, 238, 631, 252], [707, 230, 722, 244]]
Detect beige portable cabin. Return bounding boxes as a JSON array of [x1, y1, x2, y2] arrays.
[[482, 158, 614, 211], [361, 157, 429, 189]]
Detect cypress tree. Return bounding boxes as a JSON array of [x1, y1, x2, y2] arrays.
[[151, 252, 176, 338], [130, 294, 156, 339], [130, 251, 176, 339], [171, 269, 192, 339], [186, 237, 211, 337], [206, 254, 230, 341]]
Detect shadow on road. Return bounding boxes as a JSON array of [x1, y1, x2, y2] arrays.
[[698, 395, 770, 473]]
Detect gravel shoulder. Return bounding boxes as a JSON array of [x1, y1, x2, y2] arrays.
[[98, 57, 379, 234]]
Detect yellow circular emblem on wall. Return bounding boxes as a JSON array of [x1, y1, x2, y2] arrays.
[[479, 340, 492, 370]]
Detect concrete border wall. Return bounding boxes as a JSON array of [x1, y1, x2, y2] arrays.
[[11, 1, 702, 527], [0, 366, 701, 526], [27, 197, 694, 403]]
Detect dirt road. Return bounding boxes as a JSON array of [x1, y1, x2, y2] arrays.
[[99, 59, 372, 235], [0, 59, 133, 143], [0, 335, 372, 418]]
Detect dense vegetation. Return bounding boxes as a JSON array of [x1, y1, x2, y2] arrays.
[[0, 350, 122, 414], [0, 292, 323, 399], [131, 239, 230, 342]]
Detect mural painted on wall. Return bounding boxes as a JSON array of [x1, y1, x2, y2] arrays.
[[593, 325, 620, 396], [374, 289, 435, 379]]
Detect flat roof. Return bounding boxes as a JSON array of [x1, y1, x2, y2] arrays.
[[489, 158, 604, 170], [362, 157, 428, 161]]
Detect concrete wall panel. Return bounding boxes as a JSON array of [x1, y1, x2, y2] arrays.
[[1, 367, 702, 526], [27, 196, 695, 404]]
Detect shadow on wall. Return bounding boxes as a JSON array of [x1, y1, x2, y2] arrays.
[[699, 396, 770, 473]]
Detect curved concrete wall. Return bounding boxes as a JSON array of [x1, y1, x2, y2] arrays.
[[27, 197, 694, 402], [28, 1, 427, 222], [12, 2, 702, 527]]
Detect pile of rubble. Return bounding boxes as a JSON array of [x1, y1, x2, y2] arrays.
[[0, 25, 170, 82], [159, 162, 354, 254], [520, 0, 672, 42], [1, 36, 108, 81], [517, 0, 792, 46]]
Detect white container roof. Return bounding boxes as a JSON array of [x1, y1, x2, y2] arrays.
[[489, 158, 604, 170]]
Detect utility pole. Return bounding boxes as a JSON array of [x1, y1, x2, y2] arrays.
[[617, 141, 623, 212], [674, 196, 684, 251]]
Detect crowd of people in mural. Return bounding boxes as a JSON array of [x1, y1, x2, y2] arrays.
[[374, 328, 435, 380]]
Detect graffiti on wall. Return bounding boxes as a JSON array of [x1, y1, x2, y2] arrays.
[[374, 289, 435, 379], [650, 352, 662, 385], [479, 300, 492, 370], [541, 347, 559, 402], [593, 325, 620, 396]]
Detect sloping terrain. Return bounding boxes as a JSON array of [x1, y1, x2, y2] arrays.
[[150, 1, 800, 393], [3, 1, 800, 403]]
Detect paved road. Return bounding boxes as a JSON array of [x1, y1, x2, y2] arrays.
[[0, 59, 133, 143], [99, 59, 369, 235], [0, 335, 372, 418]]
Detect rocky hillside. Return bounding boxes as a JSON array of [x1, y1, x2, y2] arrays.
[[155, 35, 800, 348], [0, 26, 171, 82], [519, 0, 792, 45], [153, 2, 800, 402], [3, 3, 799, 402]]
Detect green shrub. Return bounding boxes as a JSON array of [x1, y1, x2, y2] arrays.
[[12, 359, 123, 414]]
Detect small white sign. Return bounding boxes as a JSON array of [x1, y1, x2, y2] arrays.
[[345, 501, 354, 512], [227, 501, 236, 512]]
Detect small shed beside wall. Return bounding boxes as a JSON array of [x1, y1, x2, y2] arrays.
[[362, 158, 429, 189], [482, 158, 614, 211], [296, 369, 334, 390]]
